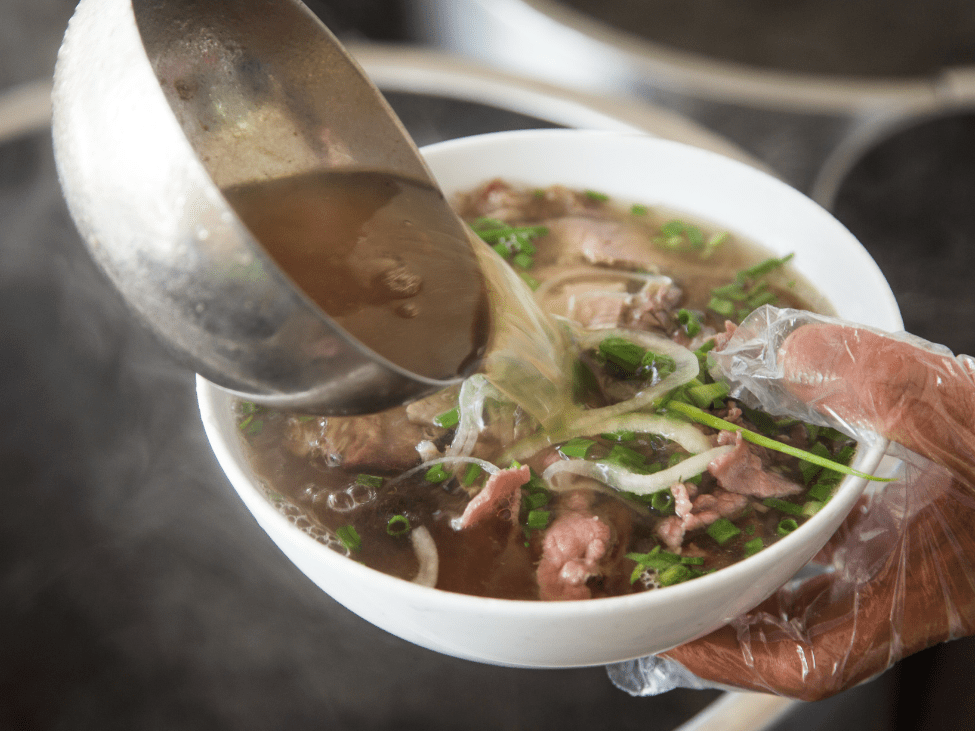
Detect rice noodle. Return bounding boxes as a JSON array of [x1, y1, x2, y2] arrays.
[[541, 445, 734, 496], [410, 526, 439, 588]]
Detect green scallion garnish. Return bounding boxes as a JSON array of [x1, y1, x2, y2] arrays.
[[461, 463, 483, 486], [560, 438, 595, 459], [356, 473, 383, 489], [425, 464, 450, 483], [707, 518, 741, 546], [651, 490, 676, 515], [743, 537, 764, 557], [434, 408, 459, 429], [763, 497, 804, 516], [663, 400, 893, 483], [777, 518, 800, 536], [658, 563, 694, 586], [386, 515, 411, 536], [337, 525, 361, 552], [677, 308, 702, 337]]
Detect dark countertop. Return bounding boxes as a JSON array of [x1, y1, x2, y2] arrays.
[[1, 2, 973, 730]]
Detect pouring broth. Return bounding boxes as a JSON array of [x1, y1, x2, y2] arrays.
[[234, 180, 853, 601]]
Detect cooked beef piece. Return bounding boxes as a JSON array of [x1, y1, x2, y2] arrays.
[[537, 491, 613, 600], [456, 465, 531, 529], [709, 431, 804, 498]]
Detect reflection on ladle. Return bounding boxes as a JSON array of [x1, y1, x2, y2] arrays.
[[52, 0, 489, 414]]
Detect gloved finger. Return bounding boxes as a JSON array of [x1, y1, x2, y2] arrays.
[[779, 322, 975, 486]]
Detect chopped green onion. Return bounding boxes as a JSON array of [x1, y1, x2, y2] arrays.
[[660, 220, 685, 237], [708, 297, 735, 317], [630, 564, 645, 584], [526, 509, 550, 530], [560, 438, 595, 458], [711, 282, 747, 299], [738, 253, 794, 281], [602, 444, 647, 471], [461, 463, 483, 486], [512, 252, 534, 270], [630, 204, 649, 216], [627, 547, 681, 571], [663, 401, 892, 483], [425, 464, 450, 483], [386, 515, 411, 536], [525, 468, 549, 494], [471, 221, 549, 245], [585, 189, 609, 201], [763, 497, 804, 516], [602, 429, 636, 442], [519, 272, 541, 290], [802, 500, 824, 516], [524, 491, 549, 510], [743, 537, 764, 557], [777, 518, 800, 536], [651, 489, 675, 515], [434, 408, 459, 429], [800, 442, 832, 484], [703, 231, 729, 257], [680, 555, 705, 565], [659, 563, 694, 586], [807, 481, 835, 501], [337, 525, 361, 553], [834, 443, 856, 465], [707, 518, 741, 546], [241, 418, 264, 436], [687, 381, 730, 409], [598, 337, 646, 374], [747, 290, 779, 309], [677, 308, 702, 337], [640, 350, 677, 379], [694, 340, 717, 373], [356, 473, 384, 489], [819, 426, 847, 441]]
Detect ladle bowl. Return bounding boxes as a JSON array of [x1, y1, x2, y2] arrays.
[[52, 0, 485, 415]]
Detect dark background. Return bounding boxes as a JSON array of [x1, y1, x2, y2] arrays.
[[2, 1, 974, 729]]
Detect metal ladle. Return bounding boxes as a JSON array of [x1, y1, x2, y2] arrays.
[[52, 0, 489, 414]]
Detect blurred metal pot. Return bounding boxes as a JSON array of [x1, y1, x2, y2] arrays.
[[407, 0, 975, 191]]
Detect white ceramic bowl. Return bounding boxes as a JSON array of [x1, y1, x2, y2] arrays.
[[198, 130, 903, 668]]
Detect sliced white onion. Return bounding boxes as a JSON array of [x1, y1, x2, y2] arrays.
[[447, 374, 505, 458], [410, 526, 439, 588], [385, 455, 500, 488], [605, 414, 713, 454], [541, 445, 733, 496]]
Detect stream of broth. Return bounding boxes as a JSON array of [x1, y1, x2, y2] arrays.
[[225, 169, 576, 421]]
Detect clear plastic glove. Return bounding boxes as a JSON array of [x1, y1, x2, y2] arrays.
[[608, 306, 975, 702]]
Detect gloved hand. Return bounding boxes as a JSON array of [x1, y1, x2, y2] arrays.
[[609, 307, 975, 702]]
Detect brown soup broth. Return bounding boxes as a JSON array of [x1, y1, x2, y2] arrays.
[[235, 180, 852, 601]]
